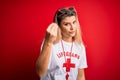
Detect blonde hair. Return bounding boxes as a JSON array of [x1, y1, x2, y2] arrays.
[[53, 7, 84, 45]]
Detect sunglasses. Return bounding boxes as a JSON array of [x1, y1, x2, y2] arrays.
[[58, 7, 76, 14], [55, 7, 76, 24]]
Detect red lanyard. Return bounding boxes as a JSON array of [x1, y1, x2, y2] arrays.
[[61, 40, 73, 62], [61, 40, 74, 80]]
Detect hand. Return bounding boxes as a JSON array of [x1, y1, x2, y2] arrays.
[[45, 23, 58, 44]]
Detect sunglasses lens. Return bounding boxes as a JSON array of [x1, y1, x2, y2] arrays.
[[58, 7, 75, 17], [60, 9, 67, 13], [69, 7, 74, 11]]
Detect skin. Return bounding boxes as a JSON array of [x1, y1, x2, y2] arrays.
[[36, 16, 86, 80], [77, 69, 86, 80], [36, 23, 58, 77], [60, 16, 77, 42]]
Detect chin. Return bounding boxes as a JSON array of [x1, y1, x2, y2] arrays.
[[70, 34, 75, 37]]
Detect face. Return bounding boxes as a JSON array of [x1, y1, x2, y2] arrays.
[[60, 16, 77, 38]]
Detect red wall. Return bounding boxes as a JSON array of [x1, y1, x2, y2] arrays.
[[0, 0, 120, 80]]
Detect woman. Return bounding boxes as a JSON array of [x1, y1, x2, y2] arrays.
[[36, 6, 88, 80]]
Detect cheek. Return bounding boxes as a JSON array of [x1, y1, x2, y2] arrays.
[[61, 26, 67, 30], [61, 27, 69, 33], [73, 26, 77, 31], [63, 28, 68, 33], [74, 26, 77, 29]]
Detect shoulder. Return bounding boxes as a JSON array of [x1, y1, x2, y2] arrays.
[[74, 42, 85, 50]]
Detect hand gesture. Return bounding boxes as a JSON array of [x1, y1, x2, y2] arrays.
[[45, 23, 58, 44]]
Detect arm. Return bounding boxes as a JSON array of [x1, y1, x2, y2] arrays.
[[77, 69, 86, 80], [36, 23, 58, 77]]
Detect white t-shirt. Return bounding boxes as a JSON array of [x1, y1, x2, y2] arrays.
[[41, 40, 87, 80]]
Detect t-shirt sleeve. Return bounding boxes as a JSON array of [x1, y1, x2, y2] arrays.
[[40, 39, 52, 69], [78, 44, 88, 69]]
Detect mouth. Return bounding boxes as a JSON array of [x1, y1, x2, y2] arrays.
[[69, 31, 75, 34]]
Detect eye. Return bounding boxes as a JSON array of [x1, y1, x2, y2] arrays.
[[73, 20, 76, 24], [64, 23, 69, 26]]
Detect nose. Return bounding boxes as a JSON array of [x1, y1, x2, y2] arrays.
[[70, 24, 74, 30]]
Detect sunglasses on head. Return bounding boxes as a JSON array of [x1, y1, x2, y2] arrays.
[[58, 7, 75, 14]]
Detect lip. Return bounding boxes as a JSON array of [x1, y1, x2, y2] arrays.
[[69, 31, 75, 34]]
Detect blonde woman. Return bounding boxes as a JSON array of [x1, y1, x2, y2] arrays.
[[36, 7, 88, 80]]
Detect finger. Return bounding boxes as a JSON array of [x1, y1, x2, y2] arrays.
[[50, 23, 55, 32], [47, 23, 54, 32], [49, 23, 57, 33], [53, 23, 58, 32], [50, 24, 58, 36]]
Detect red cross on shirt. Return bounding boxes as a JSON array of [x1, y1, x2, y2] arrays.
[[63, 58, 75, 72], [63, 58, 75, 80]]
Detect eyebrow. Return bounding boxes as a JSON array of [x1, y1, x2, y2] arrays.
[[72, 19, 76, 23]]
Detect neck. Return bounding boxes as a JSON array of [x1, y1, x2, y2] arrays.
[[62, 36, 73, 42]]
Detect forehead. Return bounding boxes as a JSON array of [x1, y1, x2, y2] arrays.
[[61, 16, 76, 23]]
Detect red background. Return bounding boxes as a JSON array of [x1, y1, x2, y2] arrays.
[[0, 0, 120, 80]]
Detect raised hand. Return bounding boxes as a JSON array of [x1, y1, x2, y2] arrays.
[[45, 23, 58, 44]]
